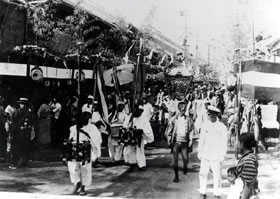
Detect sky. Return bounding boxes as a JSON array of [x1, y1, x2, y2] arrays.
[[91, 0, 280, 59]]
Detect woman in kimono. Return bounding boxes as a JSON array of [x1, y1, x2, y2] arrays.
[[67, 111, 102, 196], [37, 99, 52, 146]]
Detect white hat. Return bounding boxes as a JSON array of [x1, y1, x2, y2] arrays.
[[207, 105, 220, 115], [87, 95, 94, 100], [18, 98, 29, 104]]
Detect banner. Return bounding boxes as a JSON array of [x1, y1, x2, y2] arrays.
[[96, 65, 109, 124], [239, 60, 280, 101]]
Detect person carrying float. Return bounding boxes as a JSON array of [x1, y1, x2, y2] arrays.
[[108, 100, 128, 162], [121, 104, 154, 171]]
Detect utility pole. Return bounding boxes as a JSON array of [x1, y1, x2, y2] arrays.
[[251, 6, 255, 57], [180, 9, 190, 55]]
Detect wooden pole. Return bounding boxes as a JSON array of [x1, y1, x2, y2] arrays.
[[235, 60, 242, 159], [132, 38, 143, 113], [91, 57, 100, 113], [76, 42, 83, 159]]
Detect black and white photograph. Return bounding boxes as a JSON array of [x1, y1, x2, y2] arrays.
[[0, 0, 280, 198]]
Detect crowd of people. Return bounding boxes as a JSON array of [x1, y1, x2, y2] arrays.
[[0, 96, 65, 169], [0, 83, 260, 199]]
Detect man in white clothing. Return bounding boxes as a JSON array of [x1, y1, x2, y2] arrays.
[[67, 112, 102, 196], [50, 98, 62, 145], [122, 105, 154, 171], [197, 106, 228, 199], [82, 95, 94, 113], [142, 95, 154, 121], [51, 98, 62, 120]]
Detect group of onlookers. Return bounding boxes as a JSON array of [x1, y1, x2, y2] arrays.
[[0, 96, 63, 169]]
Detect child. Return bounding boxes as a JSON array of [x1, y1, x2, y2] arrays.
[[227, 167, 243, 199]]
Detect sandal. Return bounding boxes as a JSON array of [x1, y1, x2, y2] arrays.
[[79, 191, 87, 196]]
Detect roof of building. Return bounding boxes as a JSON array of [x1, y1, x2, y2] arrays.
[[62, 0, 117, 27]]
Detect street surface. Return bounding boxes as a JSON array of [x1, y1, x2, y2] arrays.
[[0, 141, 280, 199]]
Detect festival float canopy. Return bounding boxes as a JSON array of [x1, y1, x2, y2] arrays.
[[238, 59, 280, 101]]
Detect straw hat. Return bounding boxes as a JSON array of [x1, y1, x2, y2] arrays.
[[17, 98, 29, 104]]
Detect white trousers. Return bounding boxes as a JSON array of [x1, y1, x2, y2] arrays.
[[199, 158, 222, 196], [68, 161, 92, 186], [108, 135, 123, 161], [123, 140, 146, 168]]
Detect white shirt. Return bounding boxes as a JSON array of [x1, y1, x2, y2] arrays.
[[142, 103, 154, 121], [69, 123, 102, 161], [198, 120, 228, 160], [227, 178, 243, 199], [176, 116, 187, 142], [82, 103, 93, 113], [52, 102, 62, 119], [5, 105, 15, 116], [123, 114, 154, 143], [91, 111, 102, 123]]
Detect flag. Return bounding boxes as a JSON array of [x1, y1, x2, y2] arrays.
[[238, 60, 280, 101], [170, 52, 174, 64], [96, 65, 109, 124], [111, 66, 122, 98], [133, 39, 145, 108], [146, 48, 155, 60], [158, 53, 167, 66], [122, 41, 135, 64]]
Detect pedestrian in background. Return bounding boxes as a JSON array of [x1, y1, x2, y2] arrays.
[[165, 101, 194, 183], [9, 98, 34, 169], [0, 96, 7, 160], [197, 106, 228, 198], [37, 98, 52, 147], [50, 98, 62, 145], [236, 133, 259, 199], [226, 166, 243, 199], [82, 95, 94, 113], [4, 102, 16, 163]]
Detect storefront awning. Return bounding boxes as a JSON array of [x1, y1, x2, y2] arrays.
[[0, 62, 93, 79]]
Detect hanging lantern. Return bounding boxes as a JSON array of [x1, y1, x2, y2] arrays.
[[44, 80, 50, 87], [57, 81, 61, 87], [31, 66, 43, 81]]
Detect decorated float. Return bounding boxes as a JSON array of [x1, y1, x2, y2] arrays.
[[164, 51, 194, 98]]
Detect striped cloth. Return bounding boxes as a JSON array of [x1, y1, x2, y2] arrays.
[[237, 60, 280, 101], [236, 151, 258, 187]]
